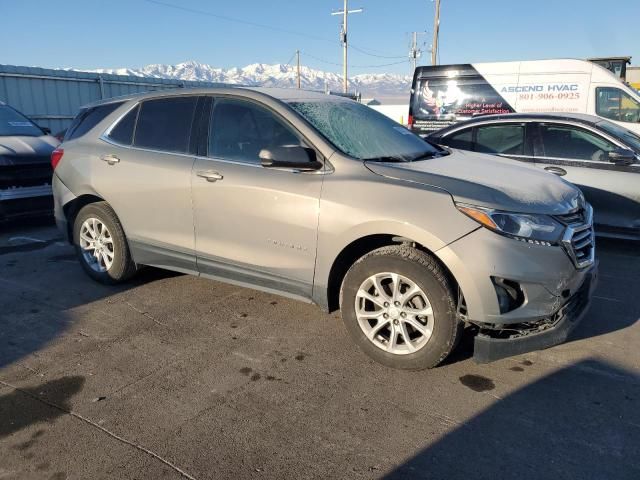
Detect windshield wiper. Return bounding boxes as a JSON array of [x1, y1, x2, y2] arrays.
[[364, 156, 409, 163], [408, 151, 441, 161]]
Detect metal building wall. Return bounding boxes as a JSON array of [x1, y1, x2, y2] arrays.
[[0, 64, 227, 133]]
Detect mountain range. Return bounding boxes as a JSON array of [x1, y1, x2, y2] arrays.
[[88, 61, 411, 101]]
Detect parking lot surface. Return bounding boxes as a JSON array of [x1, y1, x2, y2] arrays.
[[1, 219, 639, 480]]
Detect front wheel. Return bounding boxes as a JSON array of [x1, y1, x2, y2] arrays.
[[340, 245, 461, 370]]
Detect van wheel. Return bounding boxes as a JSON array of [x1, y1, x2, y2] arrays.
[[73, 202, 137, 284], [340, 245, 461, 370]]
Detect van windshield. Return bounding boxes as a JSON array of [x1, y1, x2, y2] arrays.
[[0, 105, 43, 137], [288, 100, 440, 161], [597, 120, 640, 153]]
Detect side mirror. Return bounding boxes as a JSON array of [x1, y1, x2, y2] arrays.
[[259, 146, 322, 171], [41, 126, 52, 135], [607, 148, 636, 165]]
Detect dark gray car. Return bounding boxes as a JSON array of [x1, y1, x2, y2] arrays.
[[427, 113, 640, 240], [0, 101, 59, 220], [52, 88, 597, 369]]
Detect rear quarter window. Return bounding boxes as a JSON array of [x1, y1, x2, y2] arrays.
[[108, 105, 139, 146], [66, 102, 124, 141]]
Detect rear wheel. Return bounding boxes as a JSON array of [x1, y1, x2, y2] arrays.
[[340, 245, 461, 370], [73, 202, 137, 284]]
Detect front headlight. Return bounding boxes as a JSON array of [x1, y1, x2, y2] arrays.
[[456, 204, 564, 245]]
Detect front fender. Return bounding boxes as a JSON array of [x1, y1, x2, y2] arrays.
[[312, 159, 478, 309]]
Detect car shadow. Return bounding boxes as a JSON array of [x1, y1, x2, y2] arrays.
[[0, 217, 182, 370], [383, 359, 640, 479]]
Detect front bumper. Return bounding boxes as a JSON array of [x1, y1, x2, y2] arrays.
[[0, 185, 53, 221], [473, 265, 598, 363]]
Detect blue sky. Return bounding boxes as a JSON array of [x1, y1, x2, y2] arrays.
[[2, 0, 639, 75]]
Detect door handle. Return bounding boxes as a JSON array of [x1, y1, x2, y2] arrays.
[[196, 170, 224, 182], [544, 166, 567, 176], [100, 154, 120, 165]]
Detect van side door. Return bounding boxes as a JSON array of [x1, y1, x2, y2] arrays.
[[532, 121, 640, 238]]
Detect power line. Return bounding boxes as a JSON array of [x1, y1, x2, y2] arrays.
[[302, 51, 406, 69], [142, 0, 334, 44], [284, 52, 297, 68], [142, 0, 409, 75], [349, 43, 406, 59]]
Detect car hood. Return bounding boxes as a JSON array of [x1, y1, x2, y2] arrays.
[[0, 135, 59, 166], [365, 149, 583, 215]]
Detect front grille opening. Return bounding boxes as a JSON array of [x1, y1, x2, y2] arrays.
[[572, 227, 594, 261], [0, 164, 53, 189], [556, 210, 586, 226], [491, 277, 525, 314], [555, 207, 595, 269]]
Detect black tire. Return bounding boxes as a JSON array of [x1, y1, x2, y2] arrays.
[[73, 202, 137, 284], [340, 245, 461, 370]]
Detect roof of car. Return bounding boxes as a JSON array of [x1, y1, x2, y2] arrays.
[[427, 112, 606, 136], [84, 86, 345, 109]]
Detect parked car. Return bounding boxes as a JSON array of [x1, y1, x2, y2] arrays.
[[408, 59, 640, 136], [52, 88, 597, 369], [0, 101, 59, 221], [427, 113, 640, 240]]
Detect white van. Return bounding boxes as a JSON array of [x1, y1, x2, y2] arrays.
[[408, 59, 640, 135]]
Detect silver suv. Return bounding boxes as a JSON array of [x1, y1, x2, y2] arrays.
[[52, 88, 598, 369]]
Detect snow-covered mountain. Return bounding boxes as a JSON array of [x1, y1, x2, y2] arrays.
[[87, 61, 411, 100]]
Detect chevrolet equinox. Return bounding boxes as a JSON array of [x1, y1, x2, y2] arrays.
[[52, 88, 598, 369]]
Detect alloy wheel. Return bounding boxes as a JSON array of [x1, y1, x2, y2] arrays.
[[78, 217, 115, 272], [354, 272, 434, 355]]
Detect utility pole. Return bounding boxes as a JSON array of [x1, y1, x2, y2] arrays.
[[409, 31, 427, 73], [431, 0, 441, 65], [331, 0, 363, 94], [296, 50, 301, 89]]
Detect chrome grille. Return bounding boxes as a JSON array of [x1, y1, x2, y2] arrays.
[[556, 205, 595, 269]]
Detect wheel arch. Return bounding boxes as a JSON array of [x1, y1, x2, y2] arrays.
[[62, 193, 106, 243], [318, 233, 463, 313]]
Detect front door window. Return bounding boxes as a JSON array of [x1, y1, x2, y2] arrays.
[[209, 99, 302, 164], [539, 124, 616, 162]]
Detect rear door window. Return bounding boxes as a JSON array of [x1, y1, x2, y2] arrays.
[[539, 124, 616, 162], [66, 102, 123, 140], [441, 128, 473, 150], [134, 97, 198, 153], [476, 124, 525, 155]]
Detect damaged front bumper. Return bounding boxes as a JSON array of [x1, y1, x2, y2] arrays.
[[473, 264, 598, 363]]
